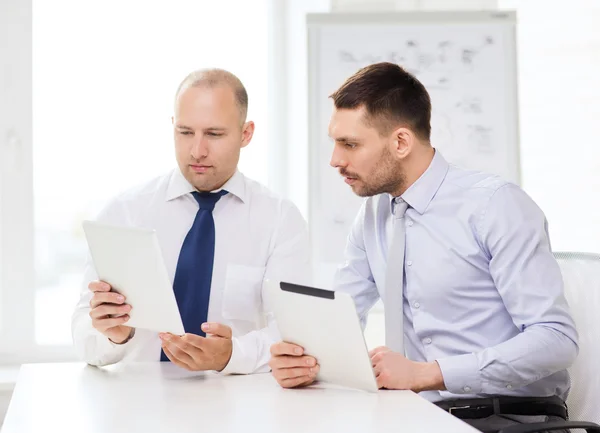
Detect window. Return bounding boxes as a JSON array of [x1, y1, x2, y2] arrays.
[[499, 0, 600, 252], [32, 0, 270, 347]]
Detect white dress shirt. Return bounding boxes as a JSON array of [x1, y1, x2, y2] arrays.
[[72, 169, 310, 374]]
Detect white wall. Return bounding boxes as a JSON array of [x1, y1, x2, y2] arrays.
[[0, 390, 13, 427], [0, 0, 35, 358], [510, 1, 600, 253], [0, 0, 33, 422], [282, 0, 332, 219]]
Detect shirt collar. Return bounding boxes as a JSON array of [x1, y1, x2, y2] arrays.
[[392, 149, 449, 215], [165, 168, 247, 203]]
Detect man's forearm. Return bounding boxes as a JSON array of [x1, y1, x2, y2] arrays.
[[436, 325, 578, 395]]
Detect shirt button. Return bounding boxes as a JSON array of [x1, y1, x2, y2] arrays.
[[413, 302, 420, 309], [406, 261, 413, 266], [407, 220, 413, 227], [506, 384, 513, 390], [424, 337, 432, 345], [463, 386, 471, 393]]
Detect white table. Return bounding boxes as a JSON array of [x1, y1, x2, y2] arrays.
[[2, 363, 478, 433]]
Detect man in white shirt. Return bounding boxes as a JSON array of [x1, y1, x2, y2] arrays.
[[72, 68, 310, 374]]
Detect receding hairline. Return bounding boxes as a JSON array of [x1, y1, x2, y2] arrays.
[[174, 68, 248, 124]]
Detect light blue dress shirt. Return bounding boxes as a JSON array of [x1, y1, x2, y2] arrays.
[[334, 150, 579, 402]]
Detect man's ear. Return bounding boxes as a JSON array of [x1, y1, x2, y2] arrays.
[[393, 127, 415, 159], [241, 121, 255, 148]]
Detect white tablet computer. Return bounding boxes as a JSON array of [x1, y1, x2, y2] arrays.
[[265, 279, 378, 393], [82, 220, 185, 335]]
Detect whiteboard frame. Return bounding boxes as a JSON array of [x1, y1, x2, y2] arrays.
[[307, 10, 520, 265]]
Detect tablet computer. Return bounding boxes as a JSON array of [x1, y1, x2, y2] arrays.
[[265, 279, 378, 392], [82, 220, 185, 335]]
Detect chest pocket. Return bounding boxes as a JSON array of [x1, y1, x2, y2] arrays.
[[222, 264, 266, 323]]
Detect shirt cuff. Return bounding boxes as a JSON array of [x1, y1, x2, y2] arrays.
[[218, 336, 248, 375], [79, 326, 132, 366], [436, 353, 482, 395]]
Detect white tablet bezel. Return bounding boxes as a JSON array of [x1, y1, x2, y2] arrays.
[[266, 279, 378, 392], [82, 220, 185, 335]]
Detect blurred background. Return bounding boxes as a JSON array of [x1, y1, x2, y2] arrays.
[[1, 0, 599, 420]]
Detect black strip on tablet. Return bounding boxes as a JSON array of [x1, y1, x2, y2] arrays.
[[280, 282, 335, 299]]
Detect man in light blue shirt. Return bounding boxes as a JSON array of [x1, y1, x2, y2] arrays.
[[270, 62, 578, 432]]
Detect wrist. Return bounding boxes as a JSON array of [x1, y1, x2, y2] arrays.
[[109, 328, 135, 345], [216, 341, 234, 372], [413, 361, 446, 393]]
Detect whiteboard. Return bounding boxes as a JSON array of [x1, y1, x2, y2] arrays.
[[308, 11, 519, 265]]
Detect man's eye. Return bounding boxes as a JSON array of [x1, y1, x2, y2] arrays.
[[179, 131, 193, 136], [207, 132, 223, 137]]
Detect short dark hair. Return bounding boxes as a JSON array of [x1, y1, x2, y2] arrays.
[[330, 62, 431, 141]]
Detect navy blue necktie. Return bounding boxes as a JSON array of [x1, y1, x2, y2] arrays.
[[161, 190, 227, 362]]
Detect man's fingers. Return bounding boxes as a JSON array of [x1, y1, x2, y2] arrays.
[[160, 335, 202, 358], [88, 281, 111, 293], [369, 346, 390, 358], [271, 355, 317, 370], [201, 322, 232, 339], [272, 366, 314, 380], [271, 363, 320, 383], [162, 341, 195, 365], [279, 375, 315, 389], [270, 342, 304, 357], [90, 292, 126, 309], [376, 371, 388, 389], [371, 351, 385, 366], [89, 303, 131, 319], [162, 346, 193, 370], [165, 333, 206, 351], [92, 315, 130, 331]]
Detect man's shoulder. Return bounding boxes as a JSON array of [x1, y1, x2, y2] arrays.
[[97, 170, 173, 219], [112, 171, 172, 203], [241, 173, 300, 213], [239, 174, 308, 236], [442, 164, 516, 204], [441, 165, 543, 227], [355, 166, 519, 220], [446, 164, 510, 191]]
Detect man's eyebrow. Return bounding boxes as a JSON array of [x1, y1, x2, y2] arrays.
[[175, 125, 228, 132], [335, 136, 360, 142]]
